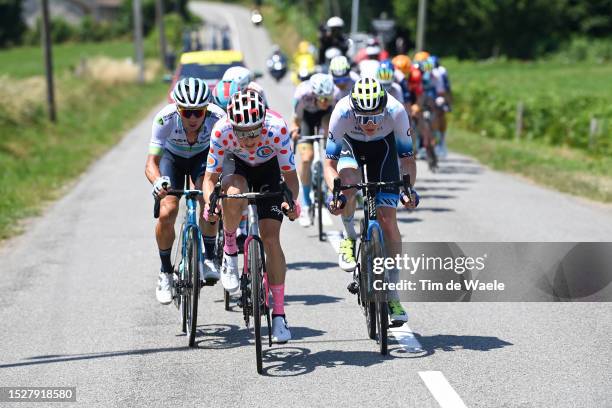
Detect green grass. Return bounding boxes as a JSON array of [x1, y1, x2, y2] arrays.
[[448, 125, 612, 203], [445, 58, 612, 99], [0, 78, 166, 239], [0, 41, 134, 78]]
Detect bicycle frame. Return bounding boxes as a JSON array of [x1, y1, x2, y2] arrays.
[[242, 201, 270, 311], [180, 191, 204, 276]]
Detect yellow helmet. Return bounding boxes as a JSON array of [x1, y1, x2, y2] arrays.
[[298, 41, 311, 55]]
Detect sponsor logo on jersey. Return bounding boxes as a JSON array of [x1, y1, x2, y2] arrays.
[[207, 155, 218, 167], [257, 146, 274, 158], [157, 117, 163, 125], [281, 136, 291, 146]]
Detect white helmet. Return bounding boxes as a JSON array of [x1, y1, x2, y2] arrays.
[[227, 89, 266, 129], [172, 77, 210, 109], [327, 16, 344, 29], [309, 73, 334, 97], [329, 55, 351, 78], [350, 77, 387, 113], [222, 66, 252, 90], [324, 47, 342, 61]]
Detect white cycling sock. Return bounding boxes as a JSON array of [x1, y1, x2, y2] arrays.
[[341, 215, 358, 240]]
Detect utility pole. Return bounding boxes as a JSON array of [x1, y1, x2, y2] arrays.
[[416, 0, 427, 51], [133, 0, 145, 84], [155, 0, 168, 69], [350, 0, 359, 35], [41, 0, 56, 122]]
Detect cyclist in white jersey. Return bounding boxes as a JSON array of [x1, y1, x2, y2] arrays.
[[324, 77, 420, 325], [146, 77, 226, 305], [290, 73, 340, 227], [203, 90, 299, 343], [329, 55, 360, 99]]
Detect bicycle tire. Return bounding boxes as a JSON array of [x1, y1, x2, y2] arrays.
[[317, 181, 324, 241], [359, 220, 377, 340], [370, 228, 388, 355], [249, 238, 264, 374], [186, 227, 200, 347]]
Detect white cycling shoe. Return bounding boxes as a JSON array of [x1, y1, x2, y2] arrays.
[[156, 271, 173, 305], [271, 315, 291, 343], [201, 258, 220, 281], [221, 253, 240, 294], [298, 207, 311, 227]]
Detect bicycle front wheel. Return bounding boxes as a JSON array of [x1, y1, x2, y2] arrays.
[[248, 238, 264, 374], [186, 227, 200, 347], [370, 228, 388, 355]]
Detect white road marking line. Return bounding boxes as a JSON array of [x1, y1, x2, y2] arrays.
[[419, 371, 468, 408], [390, 323, 424, 353], [322, 207, 333, 226], [326, 230, 343, 253]]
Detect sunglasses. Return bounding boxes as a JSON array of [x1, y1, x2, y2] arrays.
[[317, 96, 332, 104], [179, 108, 206, 119], [355, 112, 385, 126], [235, 126, 262, 140], [333, 76, 351, 84]]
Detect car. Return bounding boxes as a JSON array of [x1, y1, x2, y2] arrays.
[[167, 50, 245, 101]]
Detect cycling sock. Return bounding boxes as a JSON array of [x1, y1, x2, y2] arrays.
[[159, 247, 173, 273], [301, 185, 312, 207], [341, 215, 358, 240], [270, 284, 285, 315], [223, 230, 238, 255], [238, 214, 247, 235], [202, 235, 216, 260]]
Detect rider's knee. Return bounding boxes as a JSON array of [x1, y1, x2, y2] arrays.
[[159, 201, 178, 225]]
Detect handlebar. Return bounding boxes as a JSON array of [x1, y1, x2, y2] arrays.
[[153, 185, 203, 219], [331, 174, 413, 208], [297, 134, 326, 143]]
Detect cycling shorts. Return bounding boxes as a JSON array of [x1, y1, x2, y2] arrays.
[[299, 108, 331, 144], [160, 148, 208, 191]]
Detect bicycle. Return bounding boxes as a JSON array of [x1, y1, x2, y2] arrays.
[[209, 180, 295, 374], [298, 133, 327, 241], [154, 183, 217, 347], [421, 104, 438, 172], [331, 168, 412, 355]]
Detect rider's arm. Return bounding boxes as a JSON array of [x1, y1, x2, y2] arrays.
[[393, 105, 417, 186], [203, 171, 220, 206], [145, 106, 172, 184], [203, 121, 227, 203], [323, 103, 347, 191], [291, 92, 304, 137]]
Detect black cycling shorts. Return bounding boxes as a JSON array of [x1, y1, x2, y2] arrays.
[[231, 156, 284, 222], [337, 133, 400, 208], [159, 149, 208, 190], [299, 108, 331, 143]]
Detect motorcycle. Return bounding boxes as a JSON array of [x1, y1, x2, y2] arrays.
[[266, 50, 288, 82], [251, 9, 263, 26]]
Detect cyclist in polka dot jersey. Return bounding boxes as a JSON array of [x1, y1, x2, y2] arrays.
[[203, 90, 299, 344]]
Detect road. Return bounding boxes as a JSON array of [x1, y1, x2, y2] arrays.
[[0, 2, 611, 407]]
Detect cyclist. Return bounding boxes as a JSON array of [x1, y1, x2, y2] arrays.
[[222, 66, 268, 108], [430, 55, 452, 157], [203, 89, 300, 343], [323, 77, 419, 325], [212, 78, 241, 109], [146, 77, 226, 305], [329, 55, 360, 99], [376, 61, 404, 103], [418, 57, 444, 159], [291, 40, 317, 85], [290, 73, 339, 227]]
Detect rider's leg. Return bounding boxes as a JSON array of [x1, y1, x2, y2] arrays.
[[297, 142, 314, 207], [221, 174, 247, 253], [156, 196, 179, 272]]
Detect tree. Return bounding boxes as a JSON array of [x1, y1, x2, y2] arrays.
[[0, 0, 27, 47]]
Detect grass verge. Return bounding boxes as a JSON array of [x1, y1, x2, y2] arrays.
[[0, 74, 166, 240], [448, 126, 612, 203]]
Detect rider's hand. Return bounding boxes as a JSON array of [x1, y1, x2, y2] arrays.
[[410, 104, 420, 117], [290, 127, 300, 141], [400, 188, 420, 210], [326, 194, 347, 216], [152, 176, 170, 199], [203, 202, 221, 223], [281, 199, 301, 221]]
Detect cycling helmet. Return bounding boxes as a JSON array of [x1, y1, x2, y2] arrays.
[[379, 59, 394, 71], [172, 77, 210, 109], [212, 79, 241, 109], [329, 55, 351, 78], [222, 66, 252, 90], [327, 16, 344, 29], [414, 51, 430, 62], [350, 77, 387, 113], [309, 73, 334, 97], [429, 55, 440, 68], [376, 65, 394, 86], [392, 54, 412, 75], [227, 89, 266, 129], [298, 40, 311, 54], [419, 58, 434, 73], [324, 47, 342, 61]]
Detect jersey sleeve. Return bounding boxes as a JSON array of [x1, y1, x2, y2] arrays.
[[149, 109, 172, 156], [206, 122, 228, 174], [274, 121, 296, 172], [325, 100, 350, 160], [392, 105, 414, 158]]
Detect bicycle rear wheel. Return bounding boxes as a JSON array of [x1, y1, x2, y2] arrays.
[[317, 182, 324, 241], [186, 227, 200, 347], [248, 238, 264, 374]]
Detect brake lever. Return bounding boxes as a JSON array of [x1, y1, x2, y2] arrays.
[[280, 180, 294, 215], [153, 182, 169, 219], [401, 174, 413, 205]]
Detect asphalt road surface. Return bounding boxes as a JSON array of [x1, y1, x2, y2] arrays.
[[1, 2, 611, 407]]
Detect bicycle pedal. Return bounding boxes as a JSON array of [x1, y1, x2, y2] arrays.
[[347, 281, 359, 295]]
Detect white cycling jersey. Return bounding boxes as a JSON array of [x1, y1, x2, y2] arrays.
[[149, 103, 226, 158], [206, 109, 295, 173], [384, 82, 404, 104], [326, 94, 414, 160]]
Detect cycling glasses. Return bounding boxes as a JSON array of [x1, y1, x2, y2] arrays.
[[355, 112, 385, 126], [234, 126, 262, 140], [317, 96, 333, 104], [333, 76, 352, 84], [179, 107, 206, 119]]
